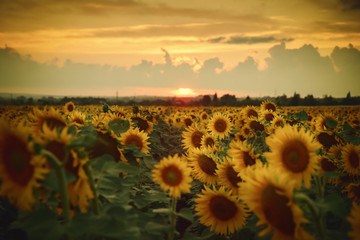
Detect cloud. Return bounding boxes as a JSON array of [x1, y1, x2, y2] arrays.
[[207, 35, 294, 45], [0, 44, 359, 97]]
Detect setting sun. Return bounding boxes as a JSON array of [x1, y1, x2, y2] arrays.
[[174, 88, 194, 96]]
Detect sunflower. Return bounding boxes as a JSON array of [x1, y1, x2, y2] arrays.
[[182, 124, 205, 150], [246, 117, 265, 133], [344, 182, 360, 203], [228, 140, 258, 173], [216, 158, 242, 194], [30, 107, 67, 136], [242, 105, 259, 119], [187, 148, 218, 185], [314, 113, 337, 131], [239, 165, 314, 240], [265, 125, 322, 189], [341, 143, 360, 176], [40, 125, 94, 212], [260, 100, 278, 113], [261, 110, 276, 122], [87, 129, 123, 162], [68, 110, 87, 127], [130, 114, 154, 133], [0, 122, 49, 211], [200, 133, 218, 150], [316, 131, 340, 150], [207, 112, 232, 139], [328, 144, 342, 160], [195, 186, 247, 235], [152, 154, 192, 199], [120, 127, 150, 154], [64, 101, 75, 114], [347, 203, 360, 240]]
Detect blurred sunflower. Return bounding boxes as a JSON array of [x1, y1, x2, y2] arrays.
[[201, 133, 218, 150], [68, 110, 87, 128], [131, 115, 154, 133], [120, 127, 150, 154], [261, 110, 276, 122], [30, 107, 67, 136], [64, 101, 75, 114], [265, 125, 322, 189], [152, 154, 192, 199], [344, 182, 360, 203], [187, 148, 218, 185], [314, 113, 337, 131], [216, 158, 242, 194], [260, 100, 278, 113], [194, 186, 248, 235], [347, 203, 360, 240], [182, 125, 205, 150], [316, 131, 340, 150], [239, 165, 313, 240], [242, 105, 259, 119], [0, 122, 49, 211], [341, 143, 360, 176], [87, 129, 123, 162], [207, 112, 232, 139], [228, 140, 258, 172], [40, 125, 94, 212]]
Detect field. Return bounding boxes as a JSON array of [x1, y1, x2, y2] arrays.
[[0, 102, 360, 240]]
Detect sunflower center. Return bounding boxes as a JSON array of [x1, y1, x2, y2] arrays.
[[131, 117, 150, 132], [317, 132, 338, 149], [3, 134, 34, 186], [348, 150, 359, 168], [249, 121, 264, 132], [161, 165, 183, 186], [282, 140, 309, 173], [261, 184, 295, 236], [43, 117, 66, 131], [124, 135, 143, 149], [197, 154, 217, 175], [225, 165, 242, 188], [205, 137, 215, 147], [184, 118, 193, 127], [243, 151, 256, 167], [73, 118, 84, 125], [247, 109, 258, 118], [265, 103, 276, 111], [192, 131, 204, 148], [264, 113, 275, 122], [214, 119, 227, 133], [320, 157, 337, 172], [209, 195, 237, 221], [67, 104, 74, 112]]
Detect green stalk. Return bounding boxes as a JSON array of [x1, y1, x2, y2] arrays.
[[84, 163, 100, 215], [295, 193, 327, 240], [168, 197, 177, 240], [41, 149, 71, 224]]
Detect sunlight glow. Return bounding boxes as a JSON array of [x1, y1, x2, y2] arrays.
[[174, 88, 194, 96]]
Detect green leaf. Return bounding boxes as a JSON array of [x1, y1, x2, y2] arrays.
[[321, 193, 347, 218], [109, 119, 130, 135], [43, 169, 59, 192], [176, 208, 194, 223], [294, 110, 308, 122], [145, 221, 173, 235], [323, 171, 346, 179], [325, 118, 338, 129], [153, 208, 173, 214], [69, 134, 97, 148]]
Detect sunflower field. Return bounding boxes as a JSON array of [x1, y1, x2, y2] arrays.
[[0, 101, 360, 240]]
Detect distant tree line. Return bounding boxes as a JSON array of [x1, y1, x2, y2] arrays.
[[0, 92, 359, 107]]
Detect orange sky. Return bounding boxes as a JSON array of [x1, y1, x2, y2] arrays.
[[1, 0, 360, 97]]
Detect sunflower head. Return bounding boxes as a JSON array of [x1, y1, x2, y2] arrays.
[[228, 140, 258, 172], [187, 148, 218, 185], [195, 186, 248, 235], [216, 158, 243, 194], [207, 112, 232, 139], [260, 100, 278, 113], [30, 107, 67, 136], [152, 154, 192, 199], [120, 127, 150, 154], [341, 143, 360, 176], [64, 101, 75, 114], [130, 115, 153, 133], [182, 125, 205, 150]]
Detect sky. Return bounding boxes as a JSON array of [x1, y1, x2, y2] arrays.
[[1, 0, 360, 98]]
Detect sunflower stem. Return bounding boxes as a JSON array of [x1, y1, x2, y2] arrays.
[[84, 163, 100, 215], [41, 149, 71, 224], [294, 193, 327, 240], [168, 197, 177, 240]]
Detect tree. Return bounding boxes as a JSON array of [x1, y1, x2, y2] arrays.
[[289, 92, 301, 106], [201, 95, 211, 106], [303, 94, 316, 106], [220, 94, 237, 106]]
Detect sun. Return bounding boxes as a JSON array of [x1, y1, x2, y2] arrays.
[[175, 88, 194, 96]]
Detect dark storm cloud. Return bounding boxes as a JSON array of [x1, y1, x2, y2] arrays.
[[207, 35, 294, 45], [1, 44, 359, 97]]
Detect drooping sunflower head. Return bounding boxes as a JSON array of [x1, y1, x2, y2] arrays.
[[344, 182, 360, 204], [216, 157, 243, 194], [152, 154, 192, 199], [207, 112, 232, 139], [30, 107, 67, 136], [187, 148, 218, 185], [265, 124, 322, 189], [182, 124, 205, 150], [130, 115, 154, 133], [316, 131, 340, 150], [239, 165, 313, 240], [87, 129, 122, 162], [120, 127, 150, 154], [64, 101, 75, 114], [194, 186, 248, 236], [341, 143, 360, 176], [228, 140, 258, 173], [0, 121, 49, 211]]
